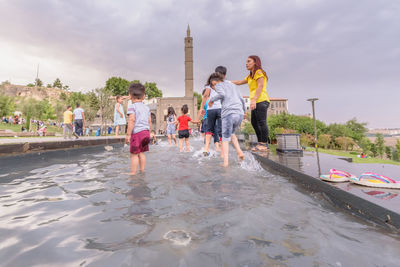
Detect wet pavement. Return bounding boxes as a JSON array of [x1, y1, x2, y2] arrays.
[[269, 151, 400, 214], [0, 139, 399, 266]]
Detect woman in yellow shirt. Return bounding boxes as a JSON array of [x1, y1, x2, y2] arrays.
[[233, 55, 270, 151]]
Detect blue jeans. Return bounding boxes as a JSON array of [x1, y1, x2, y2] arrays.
[[221, 114, 243, 141]]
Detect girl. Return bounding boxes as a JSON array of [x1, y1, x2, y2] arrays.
[[166, 107, 178, 146], [233, 55, 270, 152], [176, 104, 200, 152], [114, 95, 126, 137]]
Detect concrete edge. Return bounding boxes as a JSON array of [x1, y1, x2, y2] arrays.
[[0, 138, 125, 157], [252, 153, 400, 230]]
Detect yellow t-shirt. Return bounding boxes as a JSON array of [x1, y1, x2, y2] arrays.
[[63, 110, 73, 124], [245, 69, 270, 103]]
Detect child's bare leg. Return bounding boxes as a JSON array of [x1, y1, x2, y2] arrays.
[[130, 154, 139, 175], [115, 125, 120, 137], [219, 142, 224, 158], [215, 141, 220, 152], [172, 134, 177, 145], [222, 141, 230, 167], [179, 139, 184, 152], [185, 138, 190, 152], [138, 153, 146, 172], [168, 134, 172, 146], [231, 134, 244, 160]]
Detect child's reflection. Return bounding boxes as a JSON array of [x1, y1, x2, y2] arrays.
[[126, 177, 153, 219]]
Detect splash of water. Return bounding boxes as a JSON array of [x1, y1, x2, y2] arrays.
[[163, 230, 192, 246], [240, 151, 264, 173]]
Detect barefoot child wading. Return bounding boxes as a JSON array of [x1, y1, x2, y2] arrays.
[[209, 72, 246, 167], [176, 104, 200, 152], [126, 83, 152, 175]]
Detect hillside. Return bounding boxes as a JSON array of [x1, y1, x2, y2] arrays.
[[0, 84, 70, 104]]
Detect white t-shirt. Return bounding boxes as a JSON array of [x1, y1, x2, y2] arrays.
[[73, 108, 84, 120]]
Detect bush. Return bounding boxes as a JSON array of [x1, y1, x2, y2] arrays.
[[242, 121, 255, 138], [318, 134, 331, 149], [349, 151, 358, 155], [335, 136, 355, 151], [300, 133, 314, 147]]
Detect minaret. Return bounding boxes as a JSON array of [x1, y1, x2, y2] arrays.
[[184, 25, 194, 97]]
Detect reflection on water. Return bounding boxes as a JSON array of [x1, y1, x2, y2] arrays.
[[0, 141, 399, 266], [363, 190, 399, 200]]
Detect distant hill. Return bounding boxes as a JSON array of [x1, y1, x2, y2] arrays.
[[0, 84, 70, 104]]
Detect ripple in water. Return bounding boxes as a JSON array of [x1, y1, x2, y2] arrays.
[[163, 229, 192, 246]]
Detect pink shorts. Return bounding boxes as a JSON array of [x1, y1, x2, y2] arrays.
[[130, 130, 150, 154]]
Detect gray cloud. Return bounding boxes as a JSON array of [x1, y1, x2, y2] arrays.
[[0, 0, 399, 128]]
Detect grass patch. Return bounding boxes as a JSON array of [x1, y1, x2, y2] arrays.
[[306, 147, 400, 166]]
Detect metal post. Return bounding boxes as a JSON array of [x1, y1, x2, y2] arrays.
[[307, 98, 321, 176]]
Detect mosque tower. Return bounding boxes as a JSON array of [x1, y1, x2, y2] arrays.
[[184, 25, 194, 97]]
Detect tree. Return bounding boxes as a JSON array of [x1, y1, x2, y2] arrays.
[[38, 99, 56, 120], [67, 92, 86, 108], [375, 133, 385, 158], [300, 133, 314, 147], [0, 94, 15, 116], [46, 84, 52, 88], [358, 137, 372, 154], [53, 78, 62, 89], [385, 146, 392, 160], [84, 91, 100, 123], [370, 143, 378, 157], [345, 118, 368, 142], [35, 78, 43, 87], [105, 77, 130, 96], [327, 123, 353, 140], [335, 136, 355, 151], [60, 92, 67, 101], [27, 83, 35, 87], [396, 140, 400, 161], [318, 134, 331, 149], [22, 98, 56, 120], [96, 87, 114, 134], [144, 82, 163, 99], [63, 85, 70, 91], [194, 92, 202, 109]]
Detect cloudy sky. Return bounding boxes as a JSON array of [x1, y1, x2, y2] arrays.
[[0, 0, 399, 128]]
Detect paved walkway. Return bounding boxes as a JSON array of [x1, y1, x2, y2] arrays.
[[0, 136, 124, 145]]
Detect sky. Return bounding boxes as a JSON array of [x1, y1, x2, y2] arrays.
[[0, 0, 399, 128]]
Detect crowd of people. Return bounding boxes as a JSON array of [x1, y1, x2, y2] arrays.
[[124, 55, 270, 175]]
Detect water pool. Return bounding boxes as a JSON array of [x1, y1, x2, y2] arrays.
[[0, 139, 399, 266]]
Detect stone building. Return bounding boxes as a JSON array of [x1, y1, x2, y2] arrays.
[[243, 96, 288, 116], [153, 25, 198, 132]]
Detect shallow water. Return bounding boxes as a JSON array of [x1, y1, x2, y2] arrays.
[[0, 140, 399, 267]]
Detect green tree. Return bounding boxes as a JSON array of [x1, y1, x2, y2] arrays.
[[396, 140, 400, 161], [35, 78, 43, 87], [63, 85, 70, 91], [39, 99, 56, 120], [345, 118, 368, 142], [375, 133, 385, 158], [67, 92, 86, 108], [318, 134, 331, 149], [0, 94, 15, 116], [385, 146, 392, 160], [60, 92, 67, 101], [370, 143, 378, 157], [358, 137, 372, 154], [327, 123, 353, 140], [300, 133, 314, 147], [194, 92, 202, 109], [1, 80, 11, 86], [53, 78, 62, 89], [96, 87, 114, 133], [27, 83, 35, 87], [144, 82, 163, 99], [105, 77, 130, 96], [46, 84, 52, 88], [84, 91, 100, 122], [335, 136, 355, 151]]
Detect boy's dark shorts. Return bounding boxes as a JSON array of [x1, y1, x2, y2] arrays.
[[130, 130, 150, 154], [178, 129, 190, 139]]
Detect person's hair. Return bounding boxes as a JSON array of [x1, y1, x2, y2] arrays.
[[76, 103, 80, 108], [167, 106, 176, 116], [181, 104, 189, 114], [67, 105, 71, 109], [207, 72, 224, 86], [202, 88, 207, 96], [129, 83, 146, 99], [248, 55, 268, 80], [215, 66, 227, 76], [116, 95, 122, 100]]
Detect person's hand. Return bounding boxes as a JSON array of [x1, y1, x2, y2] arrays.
[[208, 101, 213, 107], [200, 108, 205, 116], [120, 113, 123, 118], [250, 99, 256, 110], [125, 135, 130, 144], [244, 113, 248, 120]]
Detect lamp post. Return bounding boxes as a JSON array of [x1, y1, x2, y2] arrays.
[[307, 98, 321, 176]]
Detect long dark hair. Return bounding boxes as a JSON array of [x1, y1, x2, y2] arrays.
[[167, 106, 176, 116], [248, 55, 268, 80], [206, 72, 224, 86]]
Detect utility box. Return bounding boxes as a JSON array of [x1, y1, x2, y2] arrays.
[[276, 134, 302, 154]]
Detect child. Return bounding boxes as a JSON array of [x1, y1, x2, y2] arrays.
[[166, 107, 177, 146], [176, 104, 200, 152], [125, 83, 152, 175], [209, 72, 246, 167], [114, 95, 126, 137]]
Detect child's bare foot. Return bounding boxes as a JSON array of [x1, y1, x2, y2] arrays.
[[220, 162, 229, 167], [129, 172, 136, 176]]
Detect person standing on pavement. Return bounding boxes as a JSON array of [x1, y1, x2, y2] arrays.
[[63, 106, 78, 139], [73, 103, 85, 136]]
